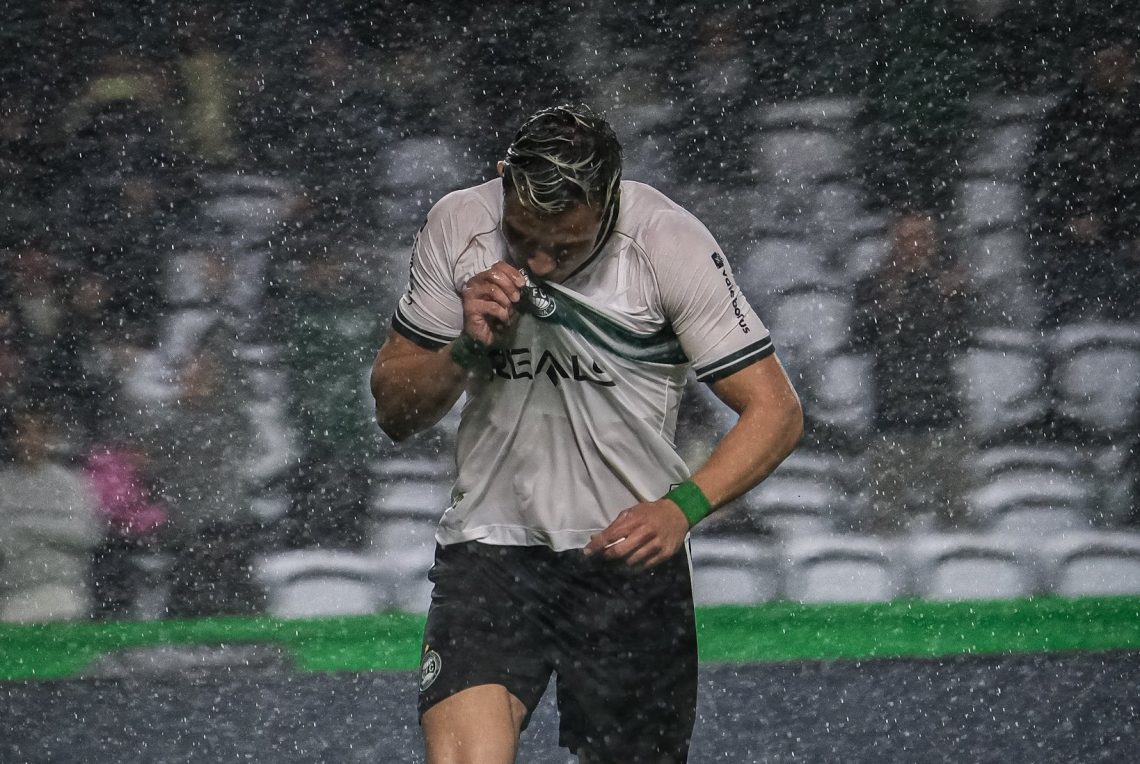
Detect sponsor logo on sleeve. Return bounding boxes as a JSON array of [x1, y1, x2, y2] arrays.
[[709, 252, 750, 334]]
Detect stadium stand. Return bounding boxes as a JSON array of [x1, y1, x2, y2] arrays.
[[954, 327, 1050, 444], [689, 536, 782, 606], [369, 454, 455, 613], [1038, 531, 1140, 597], [905, 532, 1043, 601], [781, 535, 906, 603], [964, 444, 1097, 532], [257, 549, 388, 618], [1051, 321, 1140, 438], [2, 2, 1138, 622]]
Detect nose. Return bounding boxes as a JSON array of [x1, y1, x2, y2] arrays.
[[524, 249, 559, 278]]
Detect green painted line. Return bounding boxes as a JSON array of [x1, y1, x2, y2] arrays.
[[694, 596, 1140, 663], [2, 596, 1138, 682]]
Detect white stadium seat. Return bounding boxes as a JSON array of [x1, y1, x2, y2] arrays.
[[689, 536, 781, 606], [905, 532, 1042, 601], [742, 449, 861, 537], [782, 535, 905, 603], [739, 237, 837, 295], [756, 129, 851, 185], [956, 179, 1025, 231], [965, 444, 1095, 530], [1051, 322, 1140, 437], [965, 122, 1041, 178], [1037, 531, 1140, 597], [803, 352, 874, 439], [763, 285, 853, 372], [954, 328, 1049, 443], [257, 550, 387, 618]]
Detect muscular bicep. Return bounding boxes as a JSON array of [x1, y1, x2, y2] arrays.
[[371, 331, 439, 396], [709, 353, 802, 421], [370, 331, 467, 441], [688, 353, 803, 509]]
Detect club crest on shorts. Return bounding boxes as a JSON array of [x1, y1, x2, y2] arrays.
[[420, 648, 442, 692]]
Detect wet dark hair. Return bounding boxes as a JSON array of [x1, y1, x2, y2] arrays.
[[501, 104, 622, 217]]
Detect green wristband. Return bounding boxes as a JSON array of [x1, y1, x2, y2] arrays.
[[449, 334, 489, 369], [665, 479, 713, 528]]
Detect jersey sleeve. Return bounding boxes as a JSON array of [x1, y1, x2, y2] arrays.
[[390, 197, 466, 350], [650, 211, 773, 383]]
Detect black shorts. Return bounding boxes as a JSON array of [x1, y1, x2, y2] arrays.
[[418, 540, 697, 762]]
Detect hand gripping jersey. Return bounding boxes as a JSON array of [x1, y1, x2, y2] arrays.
[[391, 179, 773, 550]]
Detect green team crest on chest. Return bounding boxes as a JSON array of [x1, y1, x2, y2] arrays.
[[516, 278, 687, 365]]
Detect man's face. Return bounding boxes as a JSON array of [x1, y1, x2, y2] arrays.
[[890, 213, 938, 267], [500, 189, 604, 283]]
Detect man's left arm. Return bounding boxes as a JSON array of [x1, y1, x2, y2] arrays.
[[585, 354, 803, 568]]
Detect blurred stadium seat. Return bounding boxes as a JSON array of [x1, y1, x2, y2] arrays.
[[738, 237, 838, 295], [196, 172, 297, 242], [962, 230, 1042, 327], [1, 583, 91, 624], [742, 449, 862, 538], [954, 327, 1049, 443], [257, 550, 388, 618], [844, 232, 891, 281], [755, 97, 861, 186], [689, 536, 782, 606], [742, 478, 840, 538], [1038, 531, 1140, 597], [369, 455, 452, 613], [762, 285, 853, 374], [965, 444, 1096, 531], [781, 535, 905, 603], [380, 136, 469, 229], [801, 352, 874, 441], [905, 532, 1042, 600], [956, 179, 1025, 232], [963, 94, 1054, 180], [1051, 322, 1140, 438]]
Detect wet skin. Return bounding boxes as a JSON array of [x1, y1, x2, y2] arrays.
[[499, 188, 603, 284]]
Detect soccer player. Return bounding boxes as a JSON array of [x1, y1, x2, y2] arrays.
[[370, 105, 803, 764]]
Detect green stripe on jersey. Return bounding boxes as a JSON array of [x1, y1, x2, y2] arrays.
[[519, 281, 688, 365]]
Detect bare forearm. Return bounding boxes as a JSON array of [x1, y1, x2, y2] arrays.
[[584, 373, 801, 569], [688, 400, 802, 509], [688, 356, 804, 510], [371, 337, 468, 441]]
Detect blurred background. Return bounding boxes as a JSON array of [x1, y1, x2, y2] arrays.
[[1, 0, 1138, 623]]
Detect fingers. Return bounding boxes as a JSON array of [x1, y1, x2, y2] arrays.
[[585, 501, 689, 570], [614, 535, 660, 569], [480, 261, 527, 299], [584, 510, 634, 556], [464, 270, 521, 310], [584, 512, 665, 569], [462, 264, 527, 343]]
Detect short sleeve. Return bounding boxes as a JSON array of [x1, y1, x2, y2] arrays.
[[390, 201, 465, 350], [651, 212, 773, 383]]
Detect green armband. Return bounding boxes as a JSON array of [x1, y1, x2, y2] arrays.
[[449, 334, 489, 369], [665, 479, 713, 527]]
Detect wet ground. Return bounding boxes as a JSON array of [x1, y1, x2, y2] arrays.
[[2, 651, 1137, 763]]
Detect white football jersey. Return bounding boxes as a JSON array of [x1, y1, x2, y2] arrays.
[[391, 179, 772, 550]]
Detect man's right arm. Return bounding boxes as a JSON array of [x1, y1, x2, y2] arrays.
[[373, 260, 525, 441], [370, 332, 469, 442]]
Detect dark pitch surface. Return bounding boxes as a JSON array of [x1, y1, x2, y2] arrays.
[[2, 652, 1137, 763]]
